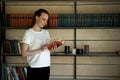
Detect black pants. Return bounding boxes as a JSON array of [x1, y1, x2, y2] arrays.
[[27, 66, 50, 80]]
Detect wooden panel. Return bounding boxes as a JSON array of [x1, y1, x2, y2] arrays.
[[77, 65, 120, 76], [51, 56, 74, 64], [77, 2, 120, 13], [76, 29, 120, 40], [76, 56, 120, 64], [6, 56, 27, 63], [5, 2, 74, 14], [50, 64, 74, 76], [77, 77, 120, 80], [50, 77, 73, 80], [76, 41, 120, 52], [6, 29, 27, 40], [48, 29, 74, 40]]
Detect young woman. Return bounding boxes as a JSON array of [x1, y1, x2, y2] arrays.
[[22, 9, 51, 80]]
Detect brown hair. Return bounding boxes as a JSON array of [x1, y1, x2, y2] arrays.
[[31, 9, 49, 27]]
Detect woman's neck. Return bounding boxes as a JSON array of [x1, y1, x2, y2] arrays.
[[32, 24, 42, 32]]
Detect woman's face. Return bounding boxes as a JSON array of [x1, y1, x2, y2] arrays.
[[36, 12, 49, 28]]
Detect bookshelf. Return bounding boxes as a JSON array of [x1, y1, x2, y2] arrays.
[[0, 0, 2, 80], [1, 0, 120, 80]]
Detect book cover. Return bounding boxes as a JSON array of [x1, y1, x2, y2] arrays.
[[47, 40, 65, 50]]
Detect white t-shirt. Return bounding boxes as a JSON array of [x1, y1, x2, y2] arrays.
[[22, 28, 51, 68]]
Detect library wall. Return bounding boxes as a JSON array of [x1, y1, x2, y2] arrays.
[[77, 2, 120, 13], [2, 1, 120, 79]]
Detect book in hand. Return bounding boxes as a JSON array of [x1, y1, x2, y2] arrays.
[[47, 40, 65, 50]]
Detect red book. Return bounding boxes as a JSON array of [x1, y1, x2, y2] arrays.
[[47, 40, 65, 50]]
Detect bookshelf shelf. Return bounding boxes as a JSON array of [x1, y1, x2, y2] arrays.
[[1, 52, 120, 56]]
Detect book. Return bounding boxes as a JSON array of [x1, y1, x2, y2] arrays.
[[47, 40, 65, 50]]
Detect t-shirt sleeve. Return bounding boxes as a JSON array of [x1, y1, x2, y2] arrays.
[[22, 31, 31, 45]]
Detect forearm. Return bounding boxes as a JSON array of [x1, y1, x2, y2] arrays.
[[22, 48, 43, 57]]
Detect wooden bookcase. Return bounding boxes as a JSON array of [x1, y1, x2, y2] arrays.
[[1, 0, 120, 80]]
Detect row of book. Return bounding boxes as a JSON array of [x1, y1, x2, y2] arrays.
[[1, 40, 64, 55], [1, 13, 120, 28], [3, 14, 33, 28], [1, 40, 22, 55], [2, 65, 27, 80]]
